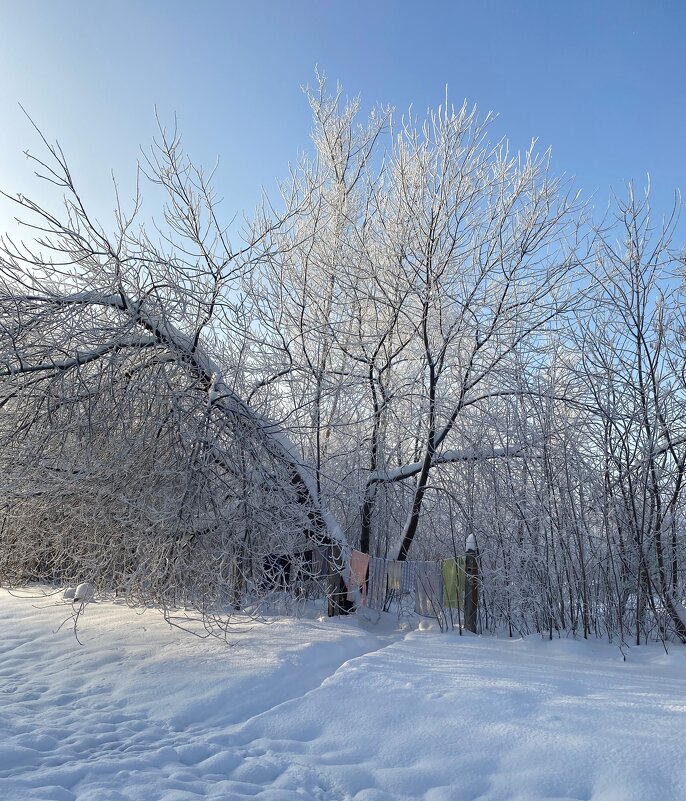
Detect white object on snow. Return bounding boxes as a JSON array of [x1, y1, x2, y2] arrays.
[[74, 582, 95, 604], [63, 587, 76, 600]]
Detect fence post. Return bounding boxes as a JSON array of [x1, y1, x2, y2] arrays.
[[464, 535, 479, 633]]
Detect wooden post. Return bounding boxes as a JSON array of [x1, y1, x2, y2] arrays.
[[464, 535, 479, 633]]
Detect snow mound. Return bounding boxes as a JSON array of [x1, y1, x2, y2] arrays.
[[1, 588, 686, 800]]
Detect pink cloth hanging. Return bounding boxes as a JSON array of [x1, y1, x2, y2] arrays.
[[347, 550, 371, 606]]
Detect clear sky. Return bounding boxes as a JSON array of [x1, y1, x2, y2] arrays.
[[1, 1, 685, 241]]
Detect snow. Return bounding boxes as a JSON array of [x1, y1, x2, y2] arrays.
[[2, 589, 686, 801], [368, 446, 522, 484], [73, 584, 95, 604]]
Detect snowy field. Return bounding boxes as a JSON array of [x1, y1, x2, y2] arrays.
[[1, 590, 686, 801]]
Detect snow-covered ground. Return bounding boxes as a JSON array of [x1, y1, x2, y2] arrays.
[[1, 589, 686, 801]]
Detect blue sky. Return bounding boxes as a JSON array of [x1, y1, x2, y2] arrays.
[[1, 1, 685, 240]]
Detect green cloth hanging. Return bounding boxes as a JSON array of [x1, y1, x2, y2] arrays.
[[442, 557, 466, 608]]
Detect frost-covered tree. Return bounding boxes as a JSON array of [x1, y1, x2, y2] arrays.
[[575, 187, 686, 642], [0, 119, 352, 620], [2, 78, 686, 643], [251, 75, 584, 564]]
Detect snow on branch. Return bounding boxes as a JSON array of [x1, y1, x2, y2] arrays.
[[368, 445, 527, 484], [0, 336, 158, 377], [20, 287, 352, 567]]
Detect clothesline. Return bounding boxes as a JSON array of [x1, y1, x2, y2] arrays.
[[259, 546, 470, 620], [346, 550, 467, 618]]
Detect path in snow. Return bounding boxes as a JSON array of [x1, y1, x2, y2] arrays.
[[1, 590, 686, 800]]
